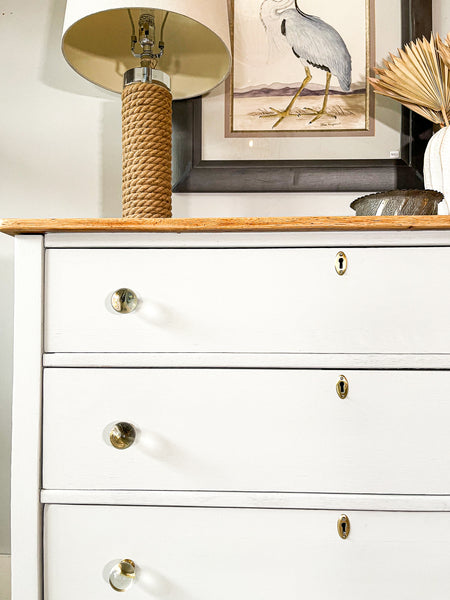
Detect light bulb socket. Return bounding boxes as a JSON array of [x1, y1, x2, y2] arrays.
[[123, 67, 171, 91]]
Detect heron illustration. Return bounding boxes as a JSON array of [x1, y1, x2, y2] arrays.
[[259, 0, 352, 127]]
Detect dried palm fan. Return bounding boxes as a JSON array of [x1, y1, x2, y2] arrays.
[[369, 34, 450, 127], [439, 33, 450, 70]]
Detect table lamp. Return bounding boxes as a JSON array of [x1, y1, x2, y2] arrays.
[[62, 1, 231, 218]]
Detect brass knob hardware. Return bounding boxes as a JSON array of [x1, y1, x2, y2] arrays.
[[335, 251, 347, 275], [109, 559, 136, 592], [337, 514, 350, 539], [109, 422, 136, 450], [111, 288, 138, 313], [336, 375, 349, 399]]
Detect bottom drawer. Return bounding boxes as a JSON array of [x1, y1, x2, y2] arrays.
[[44, 505, 450, 599]]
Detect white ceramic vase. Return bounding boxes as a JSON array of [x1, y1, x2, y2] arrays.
[[423, 125, 450, 214]]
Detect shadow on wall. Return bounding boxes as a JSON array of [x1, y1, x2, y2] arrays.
[[0, 239, 15, 554], [40, 0, 122, 217], [101, 102, 123, 217]]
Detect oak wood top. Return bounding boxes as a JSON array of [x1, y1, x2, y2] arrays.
[[2, 216, 450, 235]]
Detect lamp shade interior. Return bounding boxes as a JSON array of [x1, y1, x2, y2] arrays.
[[62, 4, 231, 99]]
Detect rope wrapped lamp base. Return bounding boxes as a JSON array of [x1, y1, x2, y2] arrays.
[[122, 81, 172, 218]]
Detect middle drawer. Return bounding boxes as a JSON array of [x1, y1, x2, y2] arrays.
[[43, 368, 450, 494]]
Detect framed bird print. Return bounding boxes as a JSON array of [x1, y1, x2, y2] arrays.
[[172, 0, 432, 193], [227, 0, 373, 136]]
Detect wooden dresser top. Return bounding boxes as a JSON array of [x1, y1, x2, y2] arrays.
[[2, 216, 450, 235]]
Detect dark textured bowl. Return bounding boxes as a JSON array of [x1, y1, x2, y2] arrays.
[[350, 190, 443, 216]]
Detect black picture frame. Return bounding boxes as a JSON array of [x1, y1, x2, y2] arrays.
[[172, 0, 432, 193]]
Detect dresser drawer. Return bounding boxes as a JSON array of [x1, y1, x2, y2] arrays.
[[43, 368, 450, 494], [45, 247, 450, 353], [44, 504, 450, 599]]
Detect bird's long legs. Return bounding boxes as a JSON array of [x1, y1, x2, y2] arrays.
[[270, 66, 312, 129], [303, 71, 335, 124]]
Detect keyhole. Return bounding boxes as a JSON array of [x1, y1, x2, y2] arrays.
[[335, 252, 347, 276], [336, 375, 348, 399], [338, 514, 350, 539]]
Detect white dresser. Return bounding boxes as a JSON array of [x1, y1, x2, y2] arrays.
[[5, 216, 450, 600]]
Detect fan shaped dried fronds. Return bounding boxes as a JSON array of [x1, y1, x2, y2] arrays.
[[369, 34, 450, 127], [439, 34, 450, 69]]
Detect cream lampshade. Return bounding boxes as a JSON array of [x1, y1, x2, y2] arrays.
[[62, 0, 231, 217]]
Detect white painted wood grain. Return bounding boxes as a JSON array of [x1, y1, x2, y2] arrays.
[[44, 505, 450, 599], [43, 352, 450, 368], [44, 230, 450, 248], [11, 236, 43, 600], [43, 368, 450, 494], [40, 490, 450, 512], [45, 247, 450, 354]]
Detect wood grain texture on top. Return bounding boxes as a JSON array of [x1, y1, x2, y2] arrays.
[[2, 216, 450, 235]]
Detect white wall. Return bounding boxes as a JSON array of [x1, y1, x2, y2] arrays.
[[434, 1, 450, 36], [0, 0, 448, 555]]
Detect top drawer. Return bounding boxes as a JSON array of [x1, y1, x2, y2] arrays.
[[45, 247, 450, 353]]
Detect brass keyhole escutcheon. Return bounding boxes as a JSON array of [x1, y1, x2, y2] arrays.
[[335, 251, 347, 276], [338, 514, 350, 539], [336, 375, 349, 399]]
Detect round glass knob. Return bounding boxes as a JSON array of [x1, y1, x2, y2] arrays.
[[109, 559, 136, 592], [109, 422, 136, 450], [111, 288, 138, 313]]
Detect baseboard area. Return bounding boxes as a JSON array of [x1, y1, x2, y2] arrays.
[[0, 555, 11, 600]]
